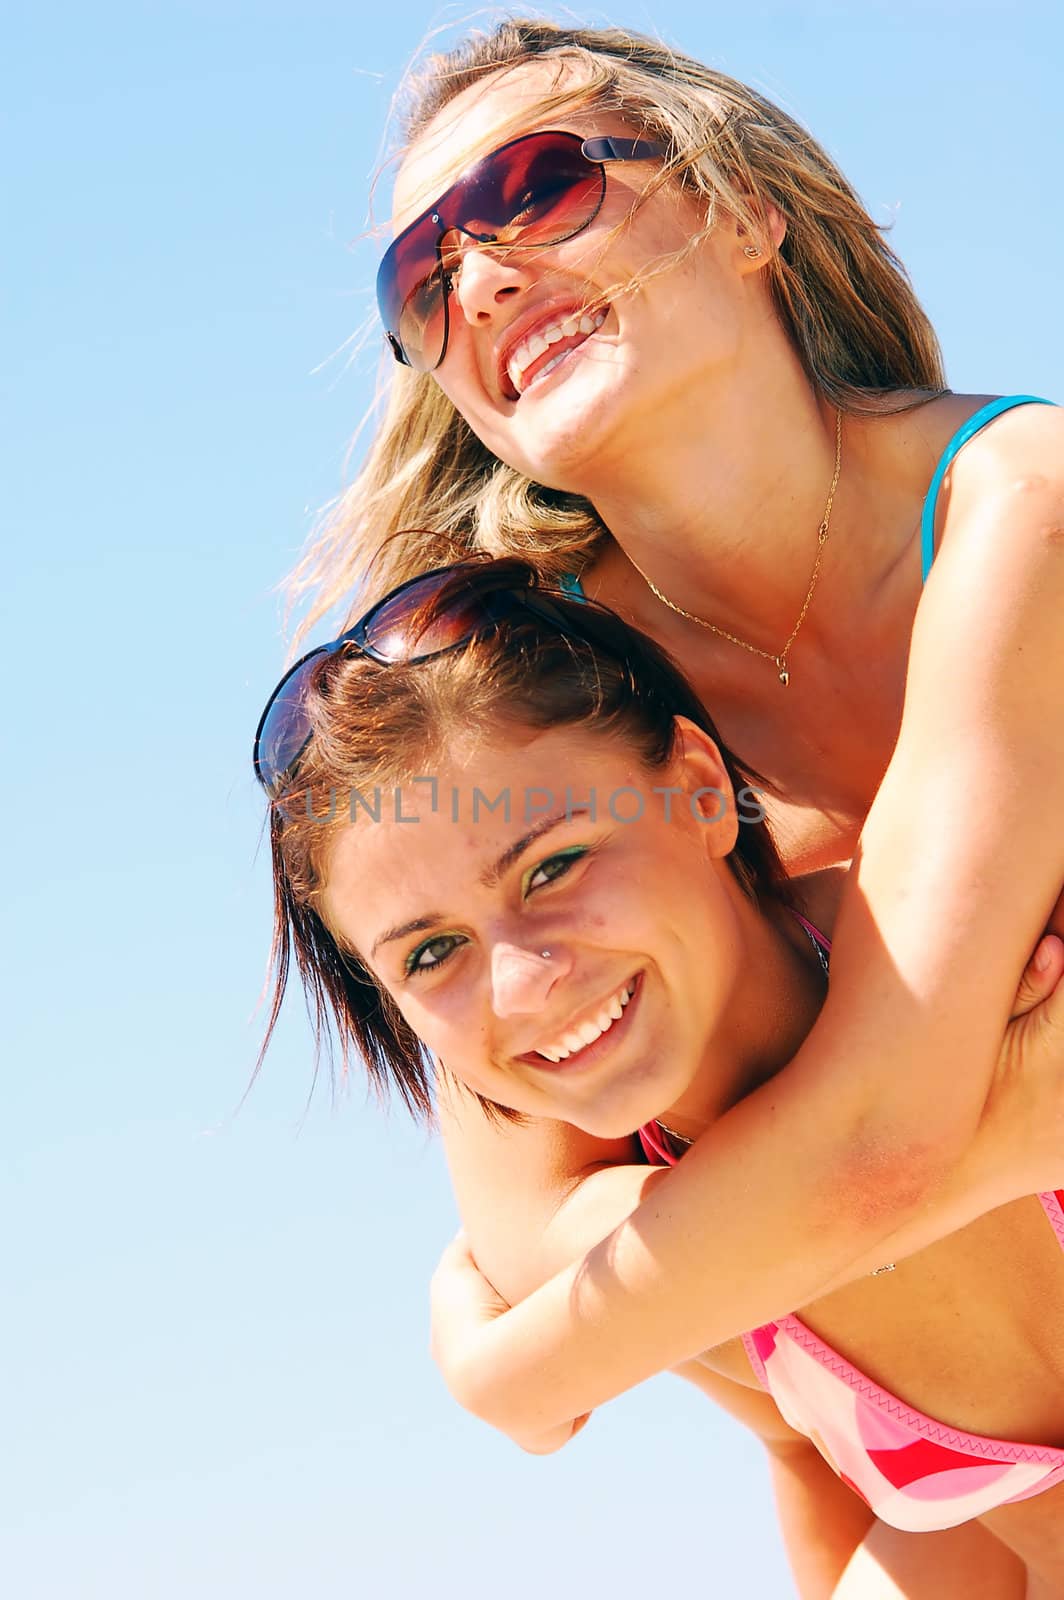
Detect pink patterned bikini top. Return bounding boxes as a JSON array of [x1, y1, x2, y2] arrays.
[[637, 915, 1064, 1534]]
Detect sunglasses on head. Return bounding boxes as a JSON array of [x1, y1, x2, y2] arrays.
[[376, 129, 667, 372], [253, 560, 595, 795]]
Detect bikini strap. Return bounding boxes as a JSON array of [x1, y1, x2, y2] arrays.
[[557, 571, 587, 601], [920, 396, 1054, 582], [790, 908, 832, 955]]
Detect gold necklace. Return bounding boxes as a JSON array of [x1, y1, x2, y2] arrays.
[[627, 407, 844, 687], [655, 1119, 693, 1148]]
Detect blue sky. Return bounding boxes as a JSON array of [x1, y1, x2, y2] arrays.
[[6, 3, 1062, 1595]]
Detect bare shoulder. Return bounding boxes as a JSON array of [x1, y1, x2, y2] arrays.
[[435, 1073, 639, 1214], [950, 393, 1062, 476], [934, 395, 1063, 555]]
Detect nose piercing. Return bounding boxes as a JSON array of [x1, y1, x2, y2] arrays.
[[540, 949, 551, 960]]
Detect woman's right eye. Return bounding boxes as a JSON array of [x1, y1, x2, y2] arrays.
[[405, 933, 466, 977], [409, 263, 449, 318]]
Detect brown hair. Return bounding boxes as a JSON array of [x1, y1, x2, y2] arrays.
[[263, 557, 790, 1124], [288, 17, 946, 642]]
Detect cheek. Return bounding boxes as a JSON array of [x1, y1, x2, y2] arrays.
[[394, 982, 488, 1064]]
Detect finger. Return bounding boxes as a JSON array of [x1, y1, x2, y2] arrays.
[[1035, 935, 1064, 1021], [1010, 935, 1064, 1019]]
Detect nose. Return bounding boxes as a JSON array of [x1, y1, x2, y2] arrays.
[[449, 238, 532, 328], [490, 942, 569, 1018]]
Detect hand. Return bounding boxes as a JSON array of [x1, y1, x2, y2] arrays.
[[976, 932, 1064, 1200], [429, 1229, 591, 1454]]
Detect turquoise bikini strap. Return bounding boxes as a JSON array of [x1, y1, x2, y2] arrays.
[[562, 396, 1054, 595], [920, 396, 1054, 582], [557, 571, 587, 601]]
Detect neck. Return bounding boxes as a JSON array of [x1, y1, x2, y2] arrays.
[[577, 348, 923, 658], [657, 894, 827, 1143]]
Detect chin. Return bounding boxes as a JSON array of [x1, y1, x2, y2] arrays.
[[505, 372, 635, 488], [568, 1089, 672, 1145], [520, 415, 624, 494]]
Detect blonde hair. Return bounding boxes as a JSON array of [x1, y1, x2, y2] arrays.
[[289, 17, 945, 642]]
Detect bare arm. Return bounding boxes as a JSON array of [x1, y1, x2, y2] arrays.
[[434, 1072, 651, 1307], [673, 1361, 876, 1599], [434, 404, 1064, 1435], [436, 1102, 879, 1595]]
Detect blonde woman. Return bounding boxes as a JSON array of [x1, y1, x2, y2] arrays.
[[284, 18, 1064, 1586]]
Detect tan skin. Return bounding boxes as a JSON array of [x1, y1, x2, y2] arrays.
[[375, 56, 1064, 1596], [321, 725, 1064, 1596], [396, 62, 947, 875]]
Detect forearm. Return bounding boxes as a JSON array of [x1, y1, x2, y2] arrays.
[[444, 418, 1064, 1440], [450, 928, 1064, 1439], [452, 1077, 957, 1435], [482, 1162, 672, 1306]]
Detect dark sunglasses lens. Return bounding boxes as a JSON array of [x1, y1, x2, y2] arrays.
[[363, 572, 503, 660], [255, 652, 326, 789], [466, 132, 603, 247], [379, 133, 604, 369], [377, 211, 449, 372]]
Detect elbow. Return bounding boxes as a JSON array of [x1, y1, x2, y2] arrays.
[[442, 1353, 580, 1455], [437, 1340, 521, 1436], [434, 1342, 492, 1424]]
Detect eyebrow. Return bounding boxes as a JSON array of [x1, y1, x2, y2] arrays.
[[369, 810, 586, 957], [479, 810, 582, 889], [371, 914, 448, 959]]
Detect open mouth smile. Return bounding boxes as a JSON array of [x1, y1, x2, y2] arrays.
[[501, 304, 609, 400], [520, 972, 642, 1073]]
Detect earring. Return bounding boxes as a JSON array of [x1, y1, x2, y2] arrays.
[[743, 244, 761, 258]]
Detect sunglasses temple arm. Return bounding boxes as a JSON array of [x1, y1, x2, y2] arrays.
[[580, 136, 668, 163]]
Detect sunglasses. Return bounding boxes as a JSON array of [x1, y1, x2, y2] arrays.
[[376, 129, 666, 372], [253, 561, 593, 794]]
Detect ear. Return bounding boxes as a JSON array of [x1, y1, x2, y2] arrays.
[[667, 717, 739, 857], [735, 199, 787, 272]]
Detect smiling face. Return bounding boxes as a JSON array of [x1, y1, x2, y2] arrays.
[[392, 60, 768, 496], [319, 719, 766, 1139]]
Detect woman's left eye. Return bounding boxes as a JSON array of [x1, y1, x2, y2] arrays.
[[524, 846, 589, 895], [405, 933, 466, 977]]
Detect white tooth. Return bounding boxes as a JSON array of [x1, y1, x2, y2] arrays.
[[508, 358, 523, 391], [555, 1047, 570, 1060], [593, 311, 606, 329], [561, 316, 578, 337], [561, 1031, 585, 1054], [538, 354, 565, 379], [578, 314, 595, 334], [620, 986, 631, 1006], [537, 1048, 560, 1063], [594, 1009, 615, 1033], [607, 996, 623, 1021], [544, 325, 564, 344], [528, 332, 549, 358], [575, 1019, 600, 1046]]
